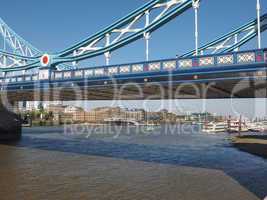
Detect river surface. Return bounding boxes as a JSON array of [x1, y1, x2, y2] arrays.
[[0, 125, 267, 199]]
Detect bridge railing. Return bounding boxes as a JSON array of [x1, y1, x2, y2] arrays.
[[0, 48, 266, 85]]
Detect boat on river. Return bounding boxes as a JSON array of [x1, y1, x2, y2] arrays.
[[247, 121, 267, 132], [227, 120, 248, 133], [202, 122, 227, 134]]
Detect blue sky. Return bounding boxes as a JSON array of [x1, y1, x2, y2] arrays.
[[2, 0, 267, 118], [2, 0, 266, 64]]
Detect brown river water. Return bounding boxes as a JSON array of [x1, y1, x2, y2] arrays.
[[0, 125, 266, 200]]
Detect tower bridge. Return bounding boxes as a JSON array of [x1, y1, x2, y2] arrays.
[[0, 0, 267, 139], [2, 48, 267, 102]]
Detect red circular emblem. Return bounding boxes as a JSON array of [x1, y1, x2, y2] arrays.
[[41, 54, 50, 66], [42, 56, 49, 65]]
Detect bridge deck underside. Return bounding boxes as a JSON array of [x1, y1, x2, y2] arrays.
[[2, 64, 267, 102], [2, 78, 267, 102]]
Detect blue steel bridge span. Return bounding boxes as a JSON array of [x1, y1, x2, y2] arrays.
[[0, 0, 266, 102], [1, 48, 267, 102], [0, 0, 267, 140]]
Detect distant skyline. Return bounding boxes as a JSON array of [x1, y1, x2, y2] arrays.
[[25, 99, 267, 120], [3, 0, 267, 118]]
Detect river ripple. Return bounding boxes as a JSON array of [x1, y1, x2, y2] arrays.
[[0, 125, 266, 199]]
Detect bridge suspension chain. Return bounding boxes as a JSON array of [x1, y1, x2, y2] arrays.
[[0, 0, 266, 72], [0, 18, 74, 72], [55, 0, 194, 65], [0, 17, 42, 72], [181, 13, 267, 58], [0, 18, 41, 57]]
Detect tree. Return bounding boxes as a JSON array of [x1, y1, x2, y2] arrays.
[[38, 102, 44, 113]]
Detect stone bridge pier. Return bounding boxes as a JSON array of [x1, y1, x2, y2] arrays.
[[0, 99, 22, 141]]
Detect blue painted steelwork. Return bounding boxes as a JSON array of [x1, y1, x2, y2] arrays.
[[54, 0, 195, 64], [1, 48, 266, 91], [57, 0, 163, 57], [0, 0, 266, 74], [182, 13, 267, 57], [0, 0, 196, 71], [0, 18, 42, 70], [0, 18, 41, 56]]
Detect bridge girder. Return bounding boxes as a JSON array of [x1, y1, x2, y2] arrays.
[[2, 68, 267, 102], [0, 0, 266, 75]]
